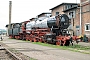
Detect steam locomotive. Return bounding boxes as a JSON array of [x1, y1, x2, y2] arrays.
[[6, 14, 78, 46]]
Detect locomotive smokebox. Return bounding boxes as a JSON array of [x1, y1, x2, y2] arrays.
[[47, 14, 69, 29]]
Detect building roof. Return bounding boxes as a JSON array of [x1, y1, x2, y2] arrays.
[[5, 23, 20, 27], [37, 12, 51, 17], [50, 3, 79, 10], [21, 20, 30, 24], [29, 18, 36, 21], [63, 6, 78, 12]]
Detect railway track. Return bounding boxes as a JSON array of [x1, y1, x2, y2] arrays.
[[0, 42, 34, 60], [0, 47, 22, 60]]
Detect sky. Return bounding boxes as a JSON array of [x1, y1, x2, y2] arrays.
[[0, 0, 80, 29]]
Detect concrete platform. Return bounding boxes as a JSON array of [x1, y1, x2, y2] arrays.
[[0, 36, 90, 60]]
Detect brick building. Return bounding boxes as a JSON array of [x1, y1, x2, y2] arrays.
[[50, 3, 80, 36], [81, 0, 90, 40]]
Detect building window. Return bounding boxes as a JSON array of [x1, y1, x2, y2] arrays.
[[68, 11, 75, 19], [85, 23, 90, 31], [56, 12, 59, 15], [65, 5, 69, 10], [68, 12, 73, 19]]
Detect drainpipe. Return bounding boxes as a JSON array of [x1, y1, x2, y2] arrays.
[[80, 0, 82, 35]]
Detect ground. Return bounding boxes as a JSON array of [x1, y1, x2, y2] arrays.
[[0, 35, 90, 60]]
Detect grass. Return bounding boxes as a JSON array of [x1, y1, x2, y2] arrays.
[[32, 42, 90, 54], [32, 42, 90, 50]]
